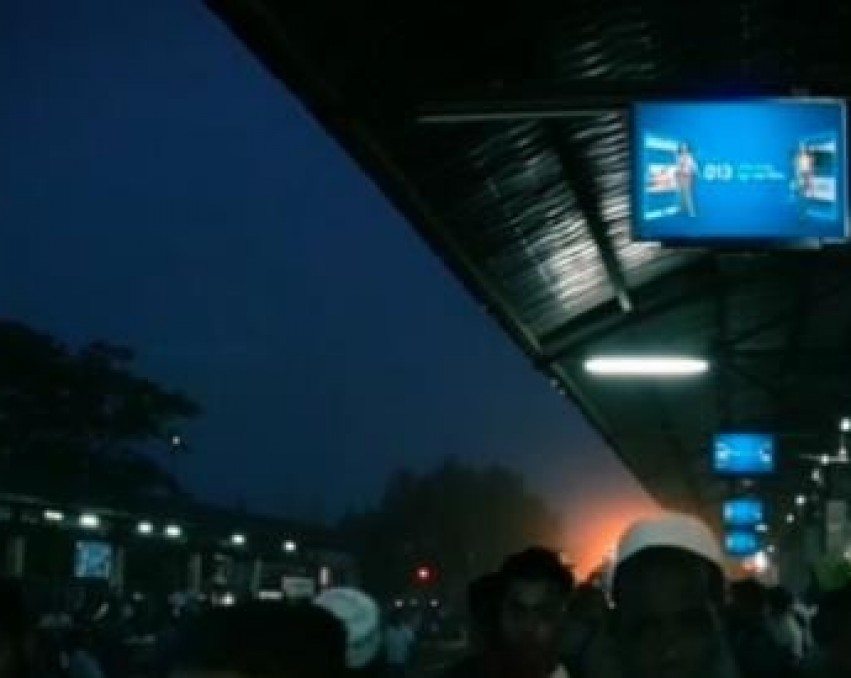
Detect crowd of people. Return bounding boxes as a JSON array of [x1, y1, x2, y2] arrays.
[[1, 512, 850, 678], [445, 513, 851, 678]]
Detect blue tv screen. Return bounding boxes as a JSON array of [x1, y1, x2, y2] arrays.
[[632, 100, 848, 243], [713, 433, 775, 475], [725, 530, 760, 557], [723, 498, 765, 526], [74, 541, 113, 580]]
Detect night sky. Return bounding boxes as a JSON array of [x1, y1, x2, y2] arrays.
[[1, 1, 655, 569]]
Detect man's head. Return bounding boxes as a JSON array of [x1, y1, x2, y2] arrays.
[[497, 547, 574, 676], [314, 588, 382, 673], [171, 602, 346, 678], [611, 514, 728, 678]]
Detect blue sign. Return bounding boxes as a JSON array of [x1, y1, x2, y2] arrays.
[[632, 100, 848, 243], [723, 498, 764, 526], [713, 433, 775, 475], [74, 541, 113, 580], [725, 530, 760, 557]]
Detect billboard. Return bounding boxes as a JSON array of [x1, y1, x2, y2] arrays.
[[713, 433, 775, 476], [632, 100, 848, 243], [723, 498, 765, 526]]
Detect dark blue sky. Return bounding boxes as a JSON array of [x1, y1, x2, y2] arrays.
[[1, 0, 653, 550]]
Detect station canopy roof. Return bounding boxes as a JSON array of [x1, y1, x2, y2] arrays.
[[208, 0, 851, 528]]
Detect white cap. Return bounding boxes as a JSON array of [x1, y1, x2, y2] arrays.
[[614, 513, 723, 574], [314, 588, 381, 669]]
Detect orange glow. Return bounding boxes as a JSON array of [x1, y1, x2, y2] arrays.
[[560, 498, 660, 580]]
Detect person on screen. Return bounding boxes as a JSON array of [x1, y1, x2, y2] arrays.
[[675, 143, 698, 217], [795, 143, 815, 200]]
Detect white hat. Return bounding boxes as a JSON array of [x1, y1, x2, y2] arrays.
[[614, 513, 723, 573], [314, 588, 381, 669]]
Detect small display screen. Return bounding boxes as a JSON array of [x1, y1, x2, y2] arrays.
[[713, 433, 775, 475], [723, 498, 765, 526], [74, 541, 113, 579], [725, 530, 760, 557], [632, 100, 848, 243]]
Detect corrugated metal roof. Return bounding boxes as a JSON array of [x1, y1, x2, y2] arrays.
[[208, 0, 851, 526]]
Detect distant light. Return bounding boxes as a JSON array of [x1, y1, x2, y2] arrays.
[[752, 550, 769, 573], [258, 590, 283, 601], [137, 521, 154, 535], [786, 513, 796, 524], [319, 566, 332, 589], [43, 510, 64, 523], [840, 447, 849, 463], [79, 513, 100, 529], [812, 467, 823, 483], [221, 592, 235, 607], [584, 356, 709, 377], [283, 540, 297, 553], [796, 495, 807, 507], [230, 533, 246, 547], [393, 599, 405, 609], [841, 418, 851, 433], [171, 435, 182, 447], [165, 524, 182, 539], [821, 454, 831, 466], [429, 599, 440, 608], [756, 523, 769, 533], [767, 544, 776, 554]]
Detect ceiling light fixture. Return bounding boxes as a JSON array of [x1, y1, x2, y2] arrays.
[[79, 513, 100, 529], [583, 356, 709, 377]]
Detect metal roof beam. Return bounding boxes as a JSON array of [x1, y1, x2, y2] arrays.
[[541, 255, 781, 363], [714, 261, 733, 427], [415, 84, 851, 125], [543, 122, 633, 314]]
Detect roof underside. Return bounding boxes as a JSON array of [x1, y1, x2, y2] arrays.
[[208, 0, 851, 525]]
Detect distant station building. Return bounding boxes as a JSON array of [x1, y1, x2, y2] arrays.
[[0, 491, 357, 603]]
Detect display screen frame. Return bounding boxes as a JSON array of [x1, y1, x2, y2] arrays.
[[723, 497, 765, 526], [713, 432, 776, 476], [725, 530, 760, 557], [74, 540, 113, 580], [631, 98, 849, 246]]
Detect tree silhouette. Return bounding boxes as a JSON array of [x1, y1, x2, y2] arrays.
[[340, 457, 560, 600], [0, 321, 200, 503]]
